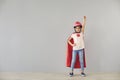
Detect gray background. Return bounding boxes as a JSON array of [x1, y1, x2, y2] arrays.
[[0, 0, 120, 73]]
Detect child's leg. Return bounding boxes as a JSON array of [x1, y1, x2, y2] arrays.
[[71, 50, 77, 72], [78, 49, 84, 73]]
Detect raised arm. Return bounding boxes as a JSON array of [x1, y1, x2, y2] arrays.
[[82, 16, 86, 33]]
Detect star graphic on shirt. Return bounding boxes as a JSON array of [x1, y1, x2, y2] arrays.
[[76, 33, 80, 37]]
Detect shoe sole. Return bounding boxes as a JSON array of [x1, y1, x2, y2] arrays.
[[81, 75, 86, 77]]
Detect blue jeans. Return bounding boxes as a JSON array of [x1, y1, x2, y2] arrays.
[[71, 49, 84, 71]]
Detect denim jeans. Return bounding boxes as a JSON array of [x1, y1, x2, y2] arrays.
[[71, 49, 84, 71]]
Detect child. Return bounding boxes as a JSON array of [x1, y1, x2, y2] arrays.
[[66, 16, 86, 77]]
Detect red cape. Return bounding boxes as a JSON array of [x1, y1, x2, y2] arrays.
[[66, 38, 86, 68]]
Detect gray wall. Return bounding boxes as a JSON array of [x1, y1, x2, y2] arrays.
[[0, 0, 120, 73]]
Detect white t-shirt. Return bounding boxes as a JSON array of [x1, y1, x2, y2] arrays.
[[71, 32, 85, 50]]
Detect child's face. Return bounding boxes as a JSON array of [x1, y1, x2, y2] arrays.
[[74, 26, 81, 33]]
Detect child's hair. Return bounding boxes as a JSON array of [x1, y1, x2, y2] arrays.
[[74, 25, 82, 28]]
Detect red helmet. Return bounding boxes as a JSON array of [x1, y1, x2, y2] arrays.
[[74, 21, 82, 28]]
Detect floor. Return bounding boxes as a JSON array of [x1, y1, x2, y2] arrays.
[[0, 72, 120, 80]]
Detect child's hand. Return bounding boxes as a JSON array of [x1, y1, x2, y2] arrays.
[[72, 43, 76, 47], [84, 16, 86, 19]]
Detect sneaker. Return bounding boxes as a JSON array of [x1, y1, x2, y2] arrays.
[[81, 72, 86, 77], [69, 72, 74, 77]]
